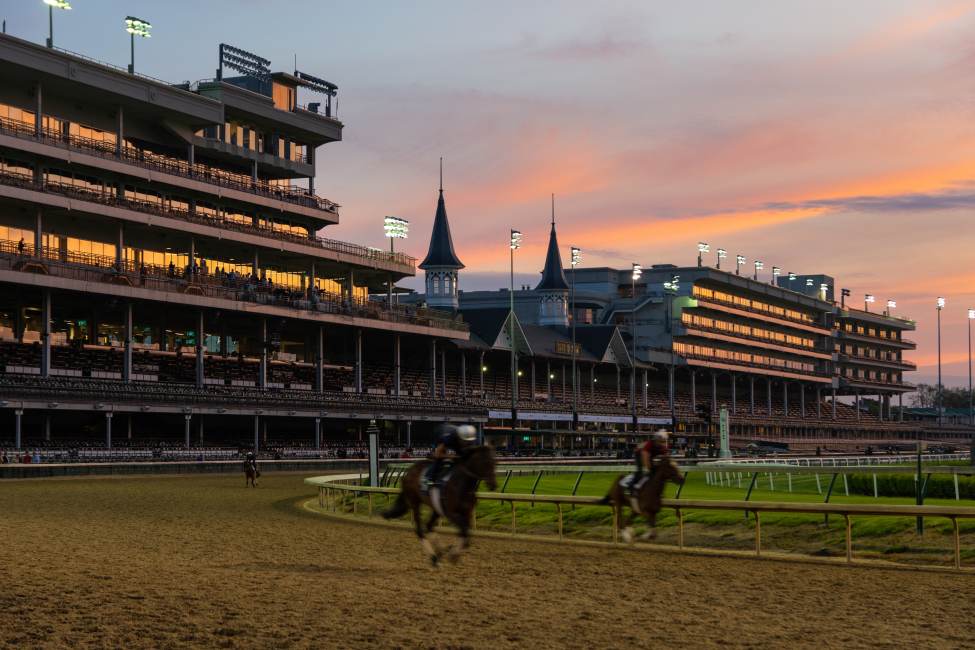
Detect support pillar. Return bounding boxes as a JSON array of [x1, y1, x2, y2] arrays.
[[731, 373, 737, 414], [116, 106, 124, 157], [590, 363, 595, 400], [429, 339, 436, 397], [855, 390, 860, 421], [406, 421, 412, 449], [44, 414, 51, 442], [783, 382, 789, 417], [461, 352, 467, 397], [479, 351, 485, 396], [440, 348, 446, 399], [314, 417, 321, 450], [315, 326, 324, 394], [394, 334, 401, 398], [800, 384, 806, 419], [253, 415, 260, 452], [711, 372, 717, 414], [816, 387, 822, 419], [766, 378, 772, 416], [184, 414, 192, 449], [258, 318, 267, 389], [531, 360, 536, 401], [832, 387, 837, 420], [14, 409, 22, 450], [123, 301, 132, 383], [198, 415, 204, 445], [34, 209, 42, 258], [546, 360, 551, 400], [105, 412, 113, 450], [41, 289, 51, 378], [354, 329, 363, 394], [750, 376, 755, 415], [690, 371, 696, 410], [642, 368, 648, 410], [195, 310, 204, 388], [34, 83, 42, 137], [899, 393, 904, 422], [668, 366, 675, 413]]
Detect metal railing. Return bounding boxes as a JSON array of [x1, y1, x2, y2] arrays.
[[0, 166, 415, 271], [0, 239, 465, 333], [307, 473, 975, 569], [0, 115, 338, 213]]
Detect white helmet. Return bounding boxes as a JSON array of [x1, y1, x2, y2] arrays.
[[456, 424, 477, 442], [652, 429, 669, 444]]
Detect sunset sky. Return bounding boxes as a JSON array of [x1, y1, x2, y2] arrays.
[[7, 1, 975, 386]]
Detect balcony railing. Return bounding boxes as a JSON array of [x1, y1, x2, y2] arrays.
[[836, 329, 916, 347], [691, 288, 826, 330], [0, 239, 465, 333], [675, 346, 830, 379], [0, 115, 338, 214], [0, 166, 415, 272], [837, 353, 917, 370], [679, 318, 826, 355]]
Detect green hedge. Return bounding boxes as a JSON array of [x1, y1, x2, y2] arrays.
[[846, 473, 975, 500]]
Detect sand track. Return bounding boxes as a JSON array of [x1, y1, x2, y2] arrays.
[[1, 474, 973, 649]]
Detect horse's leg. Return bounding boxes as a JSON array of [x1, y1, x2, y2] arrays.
[[641, 511, 658, 540], [444, 508, 472, 564], [413, 504, 438, 565], [622, 507, 636, 544]]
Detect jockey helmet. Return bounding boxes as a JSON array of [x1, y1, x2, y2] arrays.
[[456, 424, 477, 441], [652, 429, 669, 444]]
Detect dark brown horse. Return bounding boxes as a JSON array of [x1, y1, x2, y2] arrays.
[[382, 445, 497, 565], [600, 459, 684, 543], [244, 463, 260, 487]]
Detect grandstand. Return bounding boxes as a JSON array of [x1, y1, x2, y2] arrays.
[[0, 30, 967, 457]]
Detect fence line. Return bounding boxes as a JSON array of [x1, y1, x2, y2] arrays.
[[305, 474, 975, 570]]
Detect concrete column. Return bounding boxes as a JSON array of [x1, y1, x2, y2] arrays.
[[355, 329, 363, 394], [668, 366, 675, 412], [253, 415, 260, 452], [34, 82, 42, 136], [877, 393, 883, 422], [315, 326, 324, 394], [183, 414, 192, 449], [127, 415, 132, 441], [116, 106, 123, 156], [816, 387, 822, 419], [766, 378, 773, 416], [314, 417, 322, 450], [832, 387, 837, 420], [406, 421, 412, 449], [34, 209, 42, 258], [258, 318, 267, 389], [690, 371, 696, 410], [731, 373, 737, 414], [253, 250, 260, 278], [188, 237, 195, 277], [783, 382, 789, 417], [123, 301, 132, 383], [195, 310, 204, 388], [562, 363, 567, 403], [479, 351, 485, 396], [14, 409, 22, 450], [394, 334, 401, 398], [44, 414, 51, 442], [898, 393, 903, 422], [117, 223, 124, 269], [440, 348, 447, 398], [251, 160, 258, 186], [750, 376, 755, 415], [643, 368, 648, 409], [546, 360, 551, 399], [41, 289, 51, 377], [615, 364, 621, 400], [855, 390, 860, 421], [187, 143, 195, 169], [711, 372, 717, 414], [429, 339, 436, 397], [800, 383, 806, 419], [105, 412, 113, 449], [531, 360, 537, 400], [590, 363, 595, 400], [198, 416, 204, 445], [461, 352, 467, 397]]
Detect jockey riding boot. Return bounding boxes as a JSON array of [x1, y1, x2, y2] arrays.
[[429, 458, 444, 487], [629, 470, 642, 497]]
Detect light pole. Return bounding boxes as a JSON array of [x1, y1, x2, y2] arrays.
[[664, 275, 679, 428], [771, 266, 781, 286], [716, 248, 726, 270], [570, 246, 581, 423], [864, 294, 875, 312], [735, 254, 745, 276], [885, 299, 896, 317], [43, 0, 71, 49], [697, 242, 709, 267], [125, 16, 152, 74], [937, 297, 945, 428], [631, 263, 642, 425], [968, 308, 974, 463], [753, 260, 763, 281], [383, 216, 408, 306], [841, 288, 850, 309], [510, 229, 522, 425]]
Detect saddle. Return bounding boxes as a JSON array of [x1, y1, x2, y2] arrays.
[[422, 461, 454, 493], [619, 473, 649, 492]]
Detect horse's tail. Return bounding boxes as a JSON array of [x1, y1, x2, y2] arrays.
[[382, 492, 409, 520]]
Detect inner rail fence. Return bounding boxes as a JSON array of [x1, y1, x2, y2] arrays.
[[305, 472, 975, 570]]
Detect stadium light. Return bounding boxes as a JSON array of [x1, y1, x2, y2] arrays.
[[886, 299, 896, 316], [937, 297, 946, 431], [841, 287, 850, 308], [510, 229, 522, 250], [735, 254, 745, 276], [969, 309, 975, 436], [753, 260, 763, 281], [716, 248, 727, 270], [864, 294, 875, 312], [771, 266, 781, 285], [509, 228, 522, 420], [569, 245, 581, 420], [820, 283, 829, 300], [43, 0, 72, 49], [125, 16, 152, 74], [697, 242, 709, 267], [631, 262, 643, 282], [937, 296, 946, 310], [570, 246, 581, 267], [663, 274, 680, 293], [383, 216, 409, 241]]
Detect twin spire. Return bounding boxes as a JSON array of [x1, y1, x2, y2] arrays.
[[419, 157, 464, 270], [535, 193, 569, 292]]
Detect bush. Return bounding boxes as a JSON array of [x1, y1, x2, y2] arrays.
[[846, 472, 975, 500]]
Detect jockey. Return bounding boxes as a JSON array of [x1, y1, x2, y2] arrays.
[[631, 429, 669, 493], [428, 423, 477, 486], [245, 451, 258, 472]]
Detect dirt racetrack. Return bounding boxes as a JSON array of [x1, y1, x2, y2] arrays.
[[1, 473, 973, 649]]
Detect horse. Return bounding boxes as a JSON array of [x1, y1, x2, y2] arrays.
[[599, 458, 684, 543], [244, 463, 260, 487], [382, 445, 497, 565]]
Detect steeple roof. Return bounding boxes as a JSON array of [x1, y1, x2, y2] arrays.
[[535, 218, 569, 292], [419, 162, 464, 270]]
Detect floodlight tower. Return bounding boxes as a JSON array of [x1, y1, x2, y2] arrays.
[[383, 216, 408, 305], [864, 294, 875, 312], [630, 263, 643, 424], [509, 229, 522, 423], [885, 299, 896, 317], [937, 297, 945, 428], [716, 248, 727, 270], [735, 254, 745, 276], [125, 16, 152, 74], [968, 309, 975, 454], [697, 242, 709, 267], [771, 266, 781, 286], [570, 246, 581, 420], [43, 0, 71, 49], [753, 260, 763, 281]]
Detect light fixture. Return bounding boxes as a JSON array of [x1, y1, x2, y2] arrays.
[[510, 229, 522, 250], [772, 267, 781, 283], [631, 263, 642, 281], [806, 278, 814, 287], [887, 299, 897, 310], [937, 296, 946, 310], [44, 0, 72, 49], [864, 294, 875, 311], [735, 254, 745, 275], [549, 373, 555, 379], [697, 242, 709, 267], [753, 260, 763, 280], [570, 246, 581, 267], [788, 272, 797, 281], [968, 308, 975, 320], [383, 216, 409, 239], [125, 16, 152, 74], [517, 370, 523, 377], [716, 248, 727, 270]]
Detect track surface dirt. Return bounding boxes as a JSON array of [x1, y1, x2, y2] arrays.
[[1, 473, 973, 649]]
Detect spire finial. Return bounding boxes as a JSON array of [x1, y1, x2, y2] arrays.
[[551, 193, 555, 227], [439, 156, 443, 192]]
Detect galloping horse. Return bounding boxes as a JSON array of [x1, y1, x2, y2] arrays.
[[599, 458, 684, 543], [383, 445, 497, 565], [244, 462, 260, 487]]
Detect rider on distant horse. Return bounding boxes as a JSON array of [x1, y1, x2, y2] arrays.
[[631, 429, 669, 494], [429, 423, 477, 487], [245, 451, 258, 473]]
